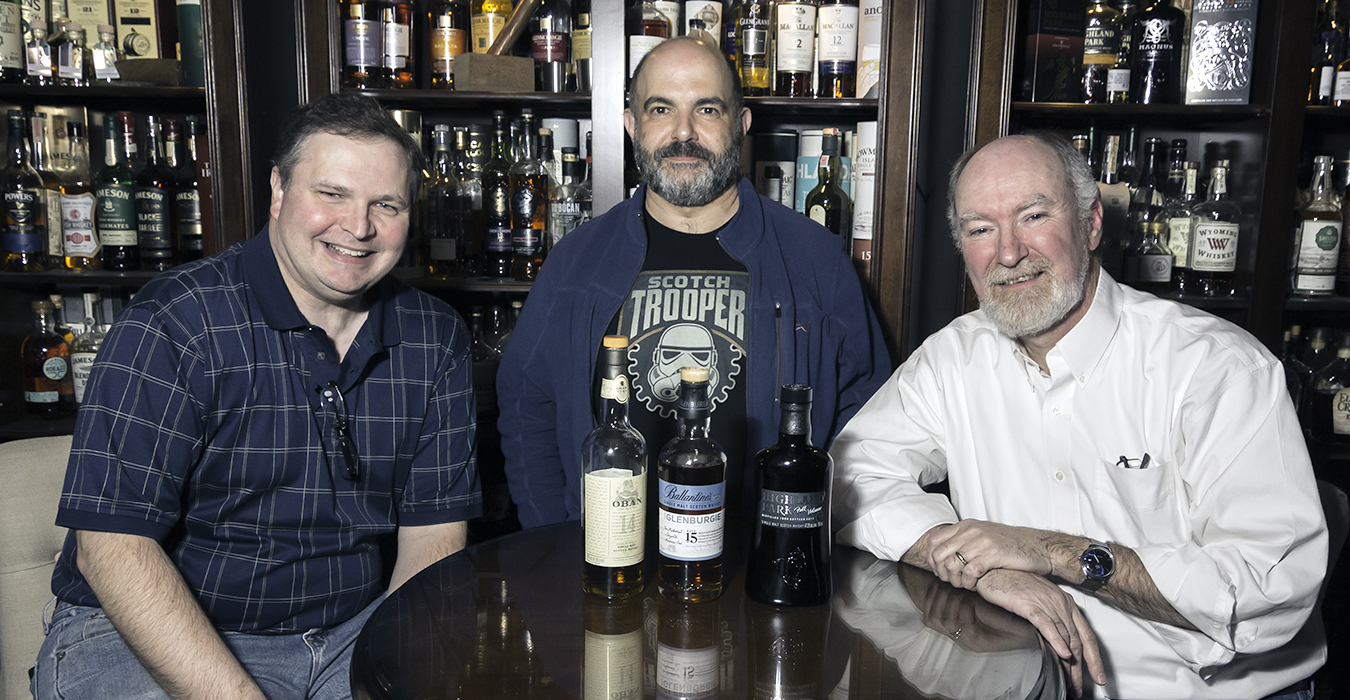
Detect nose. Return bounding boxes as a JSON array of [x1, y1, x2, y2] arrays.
[[995, 225, 1027, 267], [340, 203, 374, 241], [671, 109, 696, 142]]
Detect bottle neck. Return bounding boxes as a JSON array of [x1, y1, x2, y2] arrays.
[[676, 382, 712, 440], [33, 309, 51, 335], [1311, 163, 1335, 203], [778, 403, 811, 444], [9, 121, 28, 167], [1208, 168, 1227, 200]]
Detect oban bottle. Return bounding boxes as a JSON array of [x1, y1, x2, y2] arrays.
[[657, 366, 726, 603], [745, 385, 833, 606], [582, 335, 648, 600]]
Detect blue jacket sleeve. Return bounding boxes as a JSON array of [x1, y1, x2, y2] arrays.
[[826, 255, 892, 445]]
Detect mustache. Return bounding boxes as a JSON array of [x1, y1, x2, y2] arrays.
[[985, 258, 1052, 287], [655, 141, 715, 161]]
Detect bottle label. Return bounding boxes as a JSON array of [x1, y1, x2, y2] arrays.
[[429, 237, 456, 261], [584, 469, 646, 568], [774, 5, 816, 73], [25, 390, 58, 404], [430, 27, 467, 75], [344, 18, 379, 67], [816, 5, 858, 63], [1106, 68, 1130, 92], [1167, 216, 1192, 268], [4, 190, 45, 253], [27, 43, 52, 76], [656, 642, 719, 698], [382, 20, 409, 68], [1082, 26, 1119, 63], [1335, 388, 1350, 436], [43, 356, 68, 381], [511, 227, 541, 256], [1294, 219, 1342, 275], [96, 184, 137, 246], [1320, 66, 1336, 100], [531, 31, 567, 62], [176, 190, 203, 251], [1191, 222, 1238, 272], [44, 189, 63, 260], [758, 489, 826, 530], [1137, 253, 1173, 283], [1336, 71, 1350, 101], [93, 45, 121, 80], [628, 35, 664, 77], [62, 192, 99, 256], [809, 204, 827, 226], [658, 480, 725, 561], [72, 351, 96, 403], [135, 188, 171, 258], [583, 628, 643, 700], [472, 13, 505, 53], [600, 375, 629, 403], [572, 27, 591, 61], [485, 225, 511, 253], [0, 4, 20, 70], [740, 27, 768, 56]]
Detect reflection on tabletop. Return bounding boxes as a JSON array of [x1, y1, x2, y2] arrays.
[[351, 523, 1065, 699]]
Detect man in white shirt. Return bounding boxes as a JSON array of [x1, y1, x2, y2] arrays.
[[831, 133, 1327, 699]]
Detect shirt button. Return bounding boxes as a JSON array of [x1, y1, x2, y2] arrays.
[[1055, 471, 1065, 481], [1052, 407, 1061, 415], [1079, 376, 1087, 384], [317, 352, 326, 360]]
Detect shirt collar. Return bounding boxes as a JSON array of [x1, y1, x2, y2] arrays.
[[1051, 268, 1121, 383]]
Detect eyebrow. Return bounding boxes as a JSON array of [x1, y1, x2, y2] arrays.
[[957, 193, 1056, 225], [640, 95, 729, 111], [313, 180, 408, 209]]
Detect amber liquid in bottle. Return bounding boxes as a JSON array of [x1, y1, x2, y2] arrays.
[[22, 300, 75, 417], [509, 122, 548, 281], [656, 367, 726, 603], [773, 1, 816, 97], [429, 0, 469, 89], [343, 0, 388, 88], [2, 110, 48, 272]]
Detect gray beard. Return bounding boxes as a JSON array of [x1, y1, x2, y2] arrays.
[[635, 132, 743, 207], [979, 251, 1090, 340]]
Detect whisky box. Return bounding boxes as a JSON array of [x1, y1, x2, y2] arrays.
[[1184, 0, 1258, 105], [1018, 0, 1084, 102], [113, 0, 159, 60], [851, 121, 878, 282], [856, 0, 883, 97], [795, 129, 823, 214], [452, 53, 534, 93], [176, 0, 203, 87]]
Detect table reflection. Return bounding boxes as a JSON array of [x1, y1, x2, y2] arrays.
[[350, 521, 1065, 700]]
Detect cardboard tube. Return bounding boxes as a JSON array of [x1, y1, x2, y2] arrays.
[[488, 0, 544, 55]]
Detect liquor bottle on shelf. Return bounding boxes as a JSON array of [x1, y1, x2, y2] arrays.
[[380, 1, 414, 88], [685, 1, 721, 43], [119, 111, 142, 174], [55, 21, 90, 86], [0, 4, 21, 84], [136, 115, 176, 271], [538, 127, 559, 186], [427, 124, 459, 277], [548, 146, 589, 248], [1096, 132, 1130, 279], [97, 114, 138, 271], [176, 117, 204, 263], [342, 0, 385, 89], [1301, 327, 1335, 373], [581, 595, 644, 700], [91, 24, 121, 82], [1125, 220, 1173, 293], [1078, 0, 1125, 104], [49, 295, 74, 344], [61, 120, 99, 270], [30, 113, 66, 270], [628, 0, 671, 78], [1335, 36, 1350, 106], [1290, 155, 1343, 297], [428, 0, 468, 89], [655, 597, 721, 698], [805, 129, 851, 241], [509, 124, 548, 281], [531, 0, 572, 92], [656, 366, 726, 603], [1311, 0, 1344, 105], [816, 0, 858, 98], [582, 335, 648, 600], [736, 0, 771, 96], [71, 292, 105, 404], [22, 299, 75, 417], [1188, 161, 1240, 297], [1118, 125, 1139, 187], [471, 0, 513, 53], [25, 19, 53, 86], [1114, 0, 1138, 69], [3, 109, 47, 272], [456, 125, 484, 274], [1305, 345, 1350, 445], [1125, 136, 1166, 252], [1165, 161, 1198, 293], [1163, 138, 1187, 198], [483, 112, 514, 278], [1129, 0, 1185, 104], [745, 384, 833, 606], [773, 0, 816, 97], [656, 0, 681, 32], [572, 0, 592, 91]]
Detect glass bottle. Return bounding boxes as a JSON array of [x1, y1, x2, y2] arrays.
[[684, 1, 721, 43], [773, 0, 816, 97], [135, 115, 176, 271], [531, 0, 572, 92], [342, 0, 385, 89], [0, 2, 21, 84], [23, 299, 75, 417], [509, 125, 548, 281], [1129, 0, 1185, 104], [1301, 327, 1335, 373], [572, 0, 592, 91], [379, 1, 414, 88], [1079, 0, 1124, 104], [25, 18, 53, 86], [1311, 0, 1344, 105], [483, 112, 514, 278], [1119, 125, 1139, 187], [91, 23, 120, 82], [805, 129, 852, 241], [1290, 155, 1343, 296], [656, 366, 726, 603], [49, 294, 74, 345], [580, 595, 644, 700], [471, 0, 513, 53], [71, 291, 105, 405], [745, 384, 833, 606], [456, 125, 484, 274], [655, 598, 721, 698], [815, 0, 858, 98], [628, 0, 671, 79], [1165, 161, 1199, 293], [428, 0, 469, 89], [427, 124, 459, 277], [548, 146, 589, 249], [97, 113, 138, 271], [56, 21, 89, 86], [1125, 136, 1166, 251], [582, 335, 648, 600], [1305, 346, 1350, 445], [3, 109, 47, 272], [176, 117, 204, 263], [1163, 138, 1187, 198], [736, 0, 770, 95], [29, 112, 66, 270], [1188, 161, 1240, 297], [61, 121, 99, 270], [1125, 220, 1173, 293]]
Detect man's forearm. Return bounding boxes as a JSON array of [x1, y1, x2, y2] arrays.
[[75, 530, 266, 700], [389, 521, 468, 593], [1090, 543, 1198, 631]]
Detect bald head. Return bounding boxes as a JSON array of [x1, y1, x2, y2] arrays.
[[629, 37, 744, 119]]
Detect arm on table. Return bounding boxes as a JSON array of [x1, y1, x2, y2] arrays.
[[388, 521, 468, 593], [75, 529, 266, 700]]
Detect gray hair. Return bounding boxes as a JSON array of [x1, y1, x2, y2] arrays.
[[945, 132, 1099, 247]]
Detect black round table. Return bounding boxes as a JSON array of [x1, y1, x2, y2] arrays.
[[350, 520, 1066, 699]]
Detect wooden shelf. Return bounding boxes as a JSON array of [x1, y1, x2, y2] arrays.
[[1285, 295, 1350, 312], [1010, 102, 1270, 127], [344, 88, 592, 114], [0, 84, 208, 112], [0, 270, 163, 288]]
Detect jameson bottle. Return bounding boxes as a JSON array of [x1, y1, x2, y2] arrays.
[[98, 114, 138, 271], [483, 112, 514, 278], [773, 0, 816, 97], [1189, 161, 1240, 297], [61, 121, 100, 270], [135, 115, 176, 271], [175, 117, 204, 263], [23, 299, 75, 417], [1129, 0, 1185, 104], [583, 335, 648, 600], [2, 110, 47, 272], [1291, 155, 1343, 297], [71, 292, 106, 404], [657, 366, 726, 603], [745, 385, 832, 606]]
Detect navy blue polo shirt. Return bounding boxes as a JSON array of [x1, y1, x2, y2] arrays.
[[52, 230, 481, 633]]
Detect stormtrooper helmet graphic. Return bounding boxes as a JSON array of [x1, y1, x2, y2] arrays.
[[647, 324, 720, 401]]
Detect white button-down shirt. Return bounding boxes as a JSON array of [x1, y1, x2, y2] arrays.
[[831, 272, 1327, 699]]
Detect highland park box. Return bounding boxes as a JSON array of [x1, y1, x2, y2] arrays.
[[1184, 0, 1259, 105]]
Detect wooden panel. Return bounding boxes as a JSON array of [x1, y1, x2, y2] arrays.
[[298, 0, 340, 101], [202, 0, 252, 247]]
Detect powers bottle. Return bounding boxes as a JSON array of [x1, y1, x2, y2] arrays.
[[657, 366, 725, 602]]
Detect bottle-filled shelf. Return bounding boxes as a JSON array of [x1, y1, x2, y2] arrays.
[[1011, 102, 1270, 126], [0, 84, 207, 111], [1285, 295, 1350, 312], [395, 271, 533, 294]]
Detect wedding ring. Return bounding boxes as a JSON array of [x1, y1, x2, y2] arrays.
[[955, 551, 968, 566]]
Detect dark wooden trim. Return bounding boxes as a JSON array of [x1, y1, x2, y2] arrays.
[[202, 0, 251, 248], [297, 0, 339, 102]]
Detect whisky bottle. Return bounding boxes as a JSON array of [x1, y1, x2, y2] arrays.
[[572, 0, 592, 91], [1188, 161, 1240, 297], [1129, 0, 1185, 104], [0, 3, 25, 84], [736, 0, 771, 95], [456, 125, 484, 274], [471, 0, 513, 53], [684, 1, 722, 43], [548, 146, 589, 248], [427, 125, 459, 277], [118, 111, 142, 174], [1125, 221, 1173, 293], [1306, 346, 1350, 445], [1311, 0, 1344, 105], [71, 292, 105, 405], [805, 129, 851, 241], [1165, 161, 1199, 293], [25, 18, 53, 86], [1302, 327, 1335, 374], [135, 115, 176, 271], [1290, 155, 1343, 296], [380, 1, 415, 88], [531, 0, 572, 92], [628, 0, 671, 78], [428, 0, 469, 89], [655, 597, 721, 697], [61, 121, 100, 270], [1334, 44, 1350, 106], [90, 23, 121, 82], [1079, 0, 1124, 103], [29, 112, 66, 270], [342, 0, 385, 89], [582, 335, 648, 600], [49, 294, 74, 345], [1125, 137, 1166, 252], [1163, 138, 1188, 198], [2, 110, 47, 272], [773, 0, 816, 97], [815, 0, 858, 98], [22, 299, 75, 417], [745, 384, 833, 606], [581, 594, 644, 700], [175, 117, 204, 263], [483, 112, 514, 278], [97, 113, 138, 271], [509, 124, 548, 281], [56, 22, 90, 86], [1112, 0, 1138, 99], [657, 366, 726, 603]]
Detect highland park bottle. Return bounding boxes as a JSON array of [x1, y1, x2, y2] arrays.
[[582, 335, 648, 600], [745, 385, 833, 606], [657, 366, 726, 603]]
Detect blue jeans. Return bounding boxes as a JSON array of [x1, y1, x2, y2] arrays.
[[31, 596, 383, 700]]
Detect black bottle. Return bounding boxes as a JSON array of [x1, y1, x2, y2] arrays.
[[745, 384, 832, 606], [1129, 0, 1185, 103]]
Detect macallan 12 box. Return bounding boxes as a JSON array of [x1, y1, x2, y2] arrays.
[[1184, 0, 1259, 105]]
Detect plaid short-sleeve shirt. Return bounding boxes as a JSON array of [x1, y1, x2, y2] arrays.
[[52, 230, 481, 633]]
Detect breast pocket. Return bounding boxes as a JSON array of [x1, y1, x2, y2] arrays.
[[1093, 458, 1183, 545]]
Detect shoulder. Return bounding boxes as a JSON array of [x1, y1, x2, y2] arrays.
[[116, 245, 251, 338], [1116, 286, 1276, 372], [382, 279, 469, 351], [757, 195, 850, 254]]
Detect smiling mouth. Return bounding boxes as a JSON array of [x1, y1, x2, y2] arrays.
[[327, 243, 372, 258], [993, 271, 1043, 286]]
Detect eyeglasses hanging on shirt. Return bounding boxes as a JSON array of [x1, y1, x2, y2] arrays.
[[1116, 453, 1152, 470], [320, 381, 362, 481]]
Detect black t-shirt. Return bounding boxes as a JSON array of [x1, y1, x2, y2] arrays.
[[603, 211, 752, 515]]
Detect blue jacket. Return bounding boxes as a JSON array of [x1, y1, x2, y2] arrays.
[[497, 178, 892, 528]]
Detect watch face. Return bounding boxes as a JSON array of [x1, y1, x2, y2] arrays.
[[1082, 548, 1114, 579]]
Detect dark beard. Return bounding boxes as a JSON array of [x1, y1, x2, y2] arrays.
[[634, 131, 743, 207]]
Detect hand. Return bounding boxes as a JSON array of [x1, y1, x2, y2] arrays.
[[973, 568, 1107, 698], [926, 520, 1076, 589]]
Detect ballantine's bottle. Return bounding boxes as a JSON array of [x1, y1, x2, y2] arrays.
[[745, 384, 832, 606], [657, 366, 726, 602], [582, 335, 648, 600]]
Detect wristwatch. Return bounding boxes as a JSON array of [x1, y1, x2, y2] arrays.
[[1078, 539, 1115, 592]]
